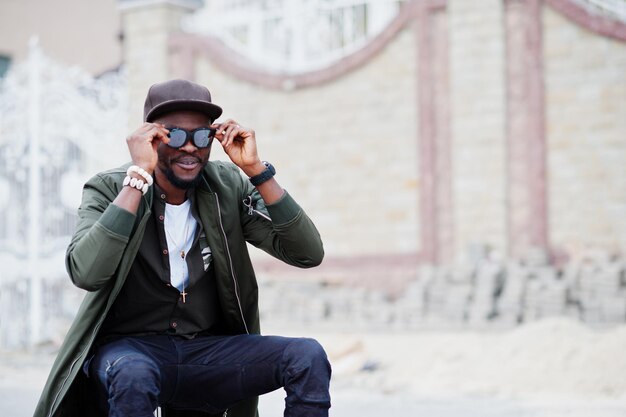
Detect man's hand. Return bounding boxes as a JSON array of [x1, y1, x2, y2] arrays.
[[212, 119, 265, 177], [126, 123, 170, 174], [214, 119, 285, 204]]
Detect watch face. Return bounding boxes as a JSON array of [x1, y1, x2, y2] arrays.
[[263, 162, 275, 175], [185, 1, 406, 74]]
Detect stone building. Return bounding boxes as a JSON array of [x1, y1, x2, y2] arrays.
[[3, 0, 623, 270], [1, 1, 625, 344], [118, 0, 626, 273]]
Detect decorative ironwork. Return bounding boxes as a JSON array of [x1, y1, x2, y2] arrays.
[[0, 39, 127, 348]]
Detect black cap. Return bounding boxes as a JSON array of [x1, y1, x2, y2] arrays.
[[143, 79, 223, 122]]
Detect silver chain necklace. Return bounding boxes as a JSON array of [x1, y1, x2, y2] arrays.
[[164, 207, 194, 303]]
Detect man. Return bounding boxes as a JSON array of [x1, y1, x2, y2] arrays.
[[34, 79, 330, 417]]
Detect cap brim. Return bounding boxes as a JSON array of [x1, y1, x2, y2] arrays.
[[145, 99, 223, 122]]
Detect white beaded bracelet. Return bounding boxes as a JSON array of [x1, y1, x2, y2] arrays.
[[123, 175, 150, 195], [127, 165, 153, 186]]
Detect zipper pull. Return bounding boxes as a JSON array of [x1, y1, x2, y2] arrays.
[[243, 196, 254, 216], [242, 196, 272, 221]]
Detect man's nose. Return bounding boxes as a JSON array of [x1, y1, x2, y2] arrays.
[[179, 138, 198, 152]]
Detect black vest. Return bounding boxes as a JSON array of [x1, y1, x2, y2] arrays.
[[99, 189, 223, 340]]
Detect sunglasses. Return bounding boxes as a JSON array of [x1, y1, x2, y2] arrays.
[[167, 127, 216, 149]]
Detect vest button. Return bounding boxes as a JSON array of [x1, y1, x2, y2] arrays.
[[171, 322, 177, 328], [159, 215, 164, 221], [163, 249, 168, 255]]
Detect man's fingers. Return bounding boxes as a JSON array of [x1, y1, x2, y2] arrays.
[[224, 124, 239, 148], [143, 124, 169, 146], [212, 121, 252, 154], [155, 128, 170, 144], [131, 123, 169, 144], [152, 123, 170, 141], [212, 123, 226, 142], [214, 121, 241, 148]]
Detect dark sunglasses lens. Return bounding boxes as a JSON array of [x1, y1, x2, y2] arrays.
[[193, 129, 213, 148], [168, 129, 187, 148]]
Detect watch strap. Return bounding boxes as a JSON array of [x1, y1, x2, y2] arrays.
[[249, 161, 276, 186]]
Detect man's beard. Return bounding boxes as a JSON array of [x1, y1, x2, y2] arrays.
[[164, 166, 205, 190]]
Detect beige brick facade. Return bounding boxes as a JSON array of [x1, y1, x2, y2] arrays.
[[448, 0, 509, 261], [195, 25, 421, 257], [120, 0, 626, 265], [544, 6, 626, 256]]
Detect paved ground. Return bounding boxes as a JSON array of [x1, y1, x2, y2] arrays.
[[259, 389, 626, 417], [3, 372, 626, 417], [3, 339, 626, 417]]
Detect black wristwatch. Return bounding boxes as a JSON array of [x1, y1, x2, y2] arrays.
[[249, 161, 276, 186]]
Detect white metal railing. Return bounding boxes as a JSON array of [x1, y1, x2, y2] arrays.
[[185, 0, 406, 73], [0, 39, 128, 348]]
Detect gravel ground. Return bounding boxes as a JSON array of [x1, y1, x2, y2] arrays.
[[3, 380, 626, 417], [3, 323, 626, 417]]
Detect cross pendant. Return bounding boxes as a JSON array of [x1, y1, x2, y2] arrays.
[[181, 290, 187, 303]]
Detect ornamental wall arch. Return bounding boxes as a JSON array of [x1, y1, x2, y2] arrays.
[[170, 0, 626, 90]]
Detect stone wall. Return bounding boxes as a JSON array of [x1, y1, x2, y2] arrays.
[[119, 0, 626, 263], [448, 0, 509, 261], [544, 6, 626, 256], [194, 24, 421, 258]]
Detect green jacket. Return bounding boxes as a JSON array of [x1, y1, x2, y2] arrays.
[[34, 161, 324, 417]]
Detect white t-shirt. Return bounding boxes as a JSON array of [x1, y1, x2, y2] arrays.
[[164, 200, 197, 292]]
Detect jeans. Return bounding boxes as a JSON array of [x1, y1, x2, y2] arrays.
[[85, 334, 332, 417]]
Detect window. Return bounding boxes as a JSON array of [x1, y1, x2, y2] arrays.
[[0, 55, 11, 78]]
